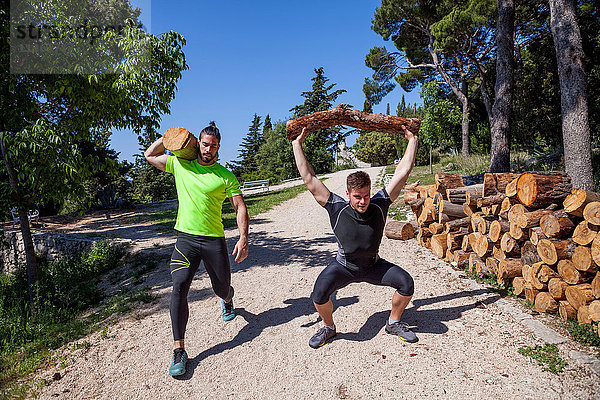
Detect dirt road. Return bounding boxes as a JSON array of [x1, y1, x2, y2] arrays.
[[35, 167, 600, 399]]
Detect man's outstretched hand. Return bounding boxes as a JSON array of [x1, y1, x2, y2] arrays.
[[291, 127, 310, 146]]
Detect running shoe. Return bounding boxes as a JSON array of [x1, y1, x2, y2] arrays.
[[309, 325, 336, 348], [385, 321, 418, 343], [168, 348, 188, 376], [222, 300, 236, 321]]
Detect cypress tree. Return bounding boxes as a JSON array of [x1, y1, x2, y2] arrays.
[[290, 67, 346, 174]]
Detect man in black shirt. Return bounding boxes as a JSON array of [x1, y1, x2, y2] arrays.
[[292, 124, 419, 348]]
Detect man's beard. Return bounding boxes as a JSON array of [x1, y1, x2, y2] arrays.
[[200, 152, 217, 163]]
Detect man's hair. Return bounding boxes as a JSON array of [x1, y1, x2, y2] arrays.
[[346, 171, 371, 192], [200, 121, 221, 142]]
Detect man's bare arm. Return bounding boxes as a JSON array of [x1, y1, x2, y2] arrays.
[[386, 126, 419, 202], [229, 194, 249, 263], [291, 128, 330, 206], [144, 138, 169, 172]]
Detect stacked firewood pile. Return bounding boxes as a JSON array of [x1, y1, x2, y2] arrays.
[[385, 172, 600, 336]]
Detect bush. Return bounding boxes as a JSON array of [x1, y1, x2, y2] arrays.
[[0, 240, 125, 354]]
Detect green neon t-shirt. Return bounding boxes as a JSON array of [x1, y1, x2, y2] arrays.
[[166, 155, 242, 237]]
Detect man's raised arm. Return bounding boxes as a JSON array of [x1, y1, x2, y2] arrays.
[[386, 124, 419, 202], [291, 128, 330, 206], [144, 138, 169, 172]]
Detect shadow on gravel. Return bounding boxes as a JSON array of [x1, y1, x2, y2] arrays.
[[334, 289, 502, 343], [175, 295, 359, 380], [402, 289, 502, 334]]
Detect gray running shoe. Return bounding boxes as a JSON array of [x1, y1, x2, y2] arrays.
[[309, 326, 336, 348], [385, 321, 418, 343]]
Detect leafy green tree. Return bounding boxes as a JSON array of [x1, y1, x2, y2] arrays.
[[369, 0, 497, 157], [0, 0, 187, 303], [355, 132, 397, 166], [227, 114, 263, 180], [290, 67, 346, 174], [419, 81, 462, 152], [255, 122, 296, 182]]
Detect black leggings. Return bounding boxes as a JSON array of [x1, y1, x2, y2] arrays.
[[311, 258, 414, 305], [169, 232, 233, 341]]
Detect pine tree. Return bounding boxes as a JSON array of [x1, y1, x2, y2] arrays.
[[227, 114, 263, 179], [290, 67, 346, 174], [386, 103, 390, 115], [396, 95, 406, 116], [263, 114, 272, 134]]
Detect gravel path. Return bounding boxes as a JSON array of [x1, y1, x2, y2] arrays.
[[35, 167, 600, 400]]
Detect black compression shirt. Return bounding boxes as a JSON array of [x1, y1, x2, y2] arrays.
[[323, 189, 392, 271]]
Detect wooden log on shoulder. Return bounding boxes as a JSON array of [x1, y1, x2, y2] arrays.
[[385, 221, 416, 240], [516, 171, 572, 208], [565, 283, 594, 310], [572, 246, 598, 273], [557, 259, 588, 285], [540, 210, 575, 238], [572, 221, 599, 246], [537, 238, 576, 265], [564, 188, 600, 218], [559, 300, 577, 321], [483, 173, 520, 197], [535, 292, 559, 313], [583, 202, 600, 226], [548, 278, 569, 299], [285, 105, 421, 140], [162, 127, 199, 160]]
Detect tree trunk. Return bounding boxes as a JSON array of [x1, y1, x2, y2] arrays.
[[461, 81, 470, 157], [1, 140, 38, 305], [489, 0, 514, 173], [549, 0, 595, 191]]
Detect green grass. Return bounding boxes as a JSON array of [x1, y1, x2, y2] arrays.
[[518, 343, 567, 374], [564, 320, 600, 349], [137, 184, 310, 229]]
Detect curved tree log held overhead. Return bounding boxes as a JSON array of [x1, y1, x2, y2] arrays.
[[286, 105, 421, 140]]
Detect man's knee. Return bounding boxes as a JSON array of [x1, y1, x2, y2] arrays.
[[396, 273, 414, 297], [311, 288, 331, 306]]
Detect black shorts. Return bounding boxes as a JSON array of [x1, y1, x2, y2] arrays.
[[311, 258, 414, 305]]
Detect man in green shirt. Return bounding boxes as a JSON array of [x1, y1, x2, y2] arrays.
[[145, 122, 249, 377]]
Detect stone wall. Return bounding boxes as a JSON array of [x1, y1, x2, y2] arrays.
[[0, 230, 131, 274]]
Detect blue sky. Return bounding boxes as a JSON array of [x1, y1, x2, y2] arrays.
[[110, 0, 422, 165]]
